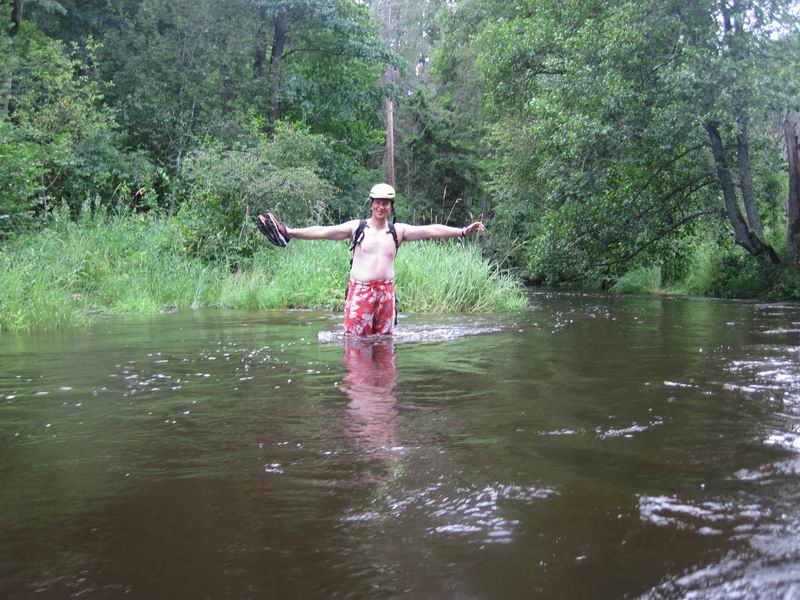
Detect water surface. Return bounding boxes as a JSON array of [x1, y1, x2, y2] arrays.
[[1, 292, 799, 598]]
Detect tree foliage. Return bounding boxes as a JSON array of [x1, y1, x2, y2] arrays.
[[176, 124, 337, 262], [395, 91, 484, 224], [0, 17, 157, 238], [436, 0, 799, 286]]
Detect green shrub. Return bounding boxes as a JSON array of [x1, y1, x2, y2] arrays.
[[683, 238, 732, 297], [682, 237, 779, 298], [177, 124, 337, 262]]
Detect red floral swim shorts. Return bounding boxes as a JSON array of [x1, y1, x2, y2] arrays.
[[344, 279, 396, 336]]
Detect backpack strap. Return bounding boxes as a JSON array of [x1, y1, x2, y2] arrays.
[[387, 221, 399, 324], [387, 220, 399, 250], [349, 220, 399, 252], [345, 220, 368, 301], [349, 219, 368, 253]]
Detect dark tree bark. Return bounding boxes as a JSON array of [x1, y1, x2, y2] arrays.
[[10, 0, 22, 37], [480, 192, 490, 221], [785, 114, 800, 264], [720, 0, 732, 34], [3, 0, 22, 119], [705, 121, 780, 265], [266, 11, 288, 139], [736, 110, 764, 237], [708, 0, 779, 266]]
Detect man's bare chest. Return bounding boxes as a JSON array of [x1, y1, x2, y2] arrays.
[[358, 226, 397, 258]]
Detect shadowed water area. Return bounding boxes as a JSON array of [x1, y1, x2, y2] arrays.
[[1, 291, 799, 598]]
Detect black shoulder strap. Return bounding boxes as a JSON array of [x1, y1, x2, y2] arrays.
[[350, 219, 367, 252], [388, 220, 399, 250], [349, 219, 399, 252]]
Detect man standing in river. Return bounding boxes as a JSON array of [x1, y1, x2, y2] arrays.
[[257, 183, 485, 335]]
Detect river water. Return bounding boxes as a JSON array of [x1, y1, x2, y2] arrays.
[[1, 291, 799, 599]]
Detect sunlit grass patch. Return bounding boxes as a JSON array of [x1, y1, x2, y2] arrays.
[[220, 242, 350, 310], [611, 265, 663, 295], [395, 240, 527, 313]]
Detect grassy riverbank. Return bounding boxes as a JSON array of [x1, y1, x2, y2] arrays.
[[610, 249, 800, 300], [0, 215, 527, 333]]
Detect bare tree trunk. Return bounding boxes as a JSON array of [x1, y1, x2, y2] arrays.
[[266, 11, 288, 140], [480, 192, 490, 221], [380, 0, 395, 186], [705, 121, 780, 265], [0, 73, 10, 120], [720, 0, 732, 33], [171, 98, 197, 207], [736, 110, 764, 237], [785, 114, 800, 264], [219, 34, 232, 122], [384, 97, 395, 186]]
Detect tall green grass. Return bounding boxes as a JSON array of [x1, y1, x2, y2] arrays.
[[1, 216, 527, 332], [611, 265, 663, 295], [0, 214, 222, 332], [396, 240, 526, 312], [220, 242, 351, 310], [222, 239, 527, 313]]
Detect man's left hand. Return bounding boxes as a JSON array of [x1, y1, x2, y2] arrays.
[[462, 222, 486, 237]]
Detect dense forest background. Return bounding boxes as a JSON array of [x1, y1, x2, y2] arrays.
[[2, 0, 800, 297]]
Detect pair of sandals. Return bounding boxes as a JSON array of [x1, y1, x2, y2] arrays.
[[256, 212, 290, 247]]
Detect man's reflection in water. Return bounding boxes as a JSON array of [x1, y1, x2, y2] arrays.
[[341, 336, 398, 457]]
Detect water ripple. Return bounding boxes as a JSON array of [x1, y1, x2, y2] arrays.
[[641, 527, 800, 599], [638, 494, 769, 535], [595, 419, 664, 439], [725, 346, 800, 453], [342, 481, 558, 545], [318, 322, 502, 345]]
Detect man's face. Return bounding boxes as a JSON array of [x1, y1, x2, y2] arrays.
[[371, 198, 393, 218]]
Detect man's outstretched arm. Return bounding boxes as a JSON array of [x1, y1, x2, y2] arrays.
[[287, 220, 357, 241], [399, 221, 485, 242]]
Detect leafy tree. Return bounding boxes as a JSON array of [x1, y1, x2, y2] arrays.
[[272, 0, 390, 196], [375, 0, 490, 225], [255, 0, 389, 136], [91, 0, 388, 215], [395, 90, 483, 224], [440, 0, 798, 284], [0, 16, 156, 237], [98, 0, 257, 186]]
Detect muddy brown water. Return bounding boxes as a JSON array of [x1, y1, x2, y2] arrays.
[[1, 291, 799, 599]]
